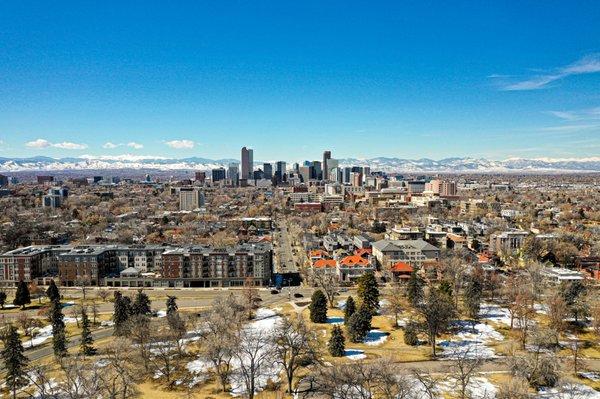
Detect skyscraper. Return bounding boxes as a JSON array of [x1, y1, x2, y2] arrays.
[[323, 150, 331, 180], [275, 161, 287, 182], [212, 167, 226, 182], [241, 147, 254, 180], [228, 163, 240, 185], [263, 163, 273, 179]]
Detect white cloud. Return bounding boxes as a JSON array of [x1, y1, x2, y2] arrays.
[[548, 106, 600, 121], [165, 139, 195, 149], [127, 142, 144, 149], [53, 141, 88, 150], [25, 138, 87, 150], [494, 54, 600, 91], [25, 138, 52, 148], [102, 142, 119, 149]]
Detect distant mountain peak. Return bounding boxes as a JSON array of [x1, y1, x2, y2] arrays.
[[0, 155, 599, 173]]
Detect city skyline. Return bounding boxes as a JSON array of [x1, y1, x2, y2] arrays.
[[1, 2, 600, 160]]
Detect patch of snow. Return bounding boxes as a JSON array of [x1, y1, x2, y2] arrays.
[[23, 325, 53, 348], [326, 316, 344, 325], [534, 303, 549, 315], [344, 349, 366, 360], [363, 330, 389, 346], [537, 383, 600, 398], [580, 372, 600, 382], [156, 309, 167, 318], [439, 320, 503, 359]]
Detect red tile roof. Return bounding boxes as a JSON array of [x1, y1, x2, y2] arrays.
[[313, 259, 337, 269], [339, 255, 370, 267], [354, 248, 372, 258], [390, 261, 413, 273]]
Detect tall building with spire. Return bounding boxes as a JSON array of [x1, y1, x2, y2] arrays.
[[241, 146, 253, 180]]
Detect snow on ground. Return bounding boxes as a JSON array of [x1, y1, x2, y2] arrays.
[[479, 303, 512, 326], [185, 359, 211, 387], [344, 349, 366, 360], [480, 303, 535, 328], [326, 316, 344, 325], [580, 372, 600, 382], [537, 383, 600, 398], [23, 325, 53, 348], [363, 330, 389, 346], [439, 320, 504, 359], [229, 307, 283, 397], [396, 317, 409, 327], [156, 309, 167, 318], [534, 303, 549, 315]]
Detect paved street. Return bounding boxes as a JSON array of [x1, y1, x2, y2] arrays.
[[273, 221, 298, 274]]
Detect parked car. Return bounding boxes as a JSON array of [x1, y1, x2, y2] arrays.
[[270, 289, 280, 295], [293, 293, 304, 298]]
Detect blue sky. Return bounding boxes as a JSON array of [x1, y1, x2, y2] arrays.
[[1, 1, 599, 161]]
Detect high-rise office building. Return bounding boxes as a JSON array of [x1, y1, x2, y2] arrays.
[[227, 163, 239, 184], [293, 163, 299, 174], [241, 147, 254, 179], [275, 161, 287, 182], [0, 174, 8, 187], [212, 168, 226, 182], [195, 171, 206, 184], [322, 150, 331, 180], [312, 161, 322, 180], [263, 163, 273, 179], [299, 166, 312, 183], [343, 167, 352, 184]]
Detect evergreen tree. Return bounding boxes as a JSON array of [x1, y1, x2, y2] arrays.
[[113, 292, 130, 336], [328, 325, 346, 357], [407, 270, 424, 307], [46, 279, 60, 302], [50, 299, 67, 358], [80, 307, 96, 356], [344, 296, 356, 324], [439, 280, 453, 298], [346, 304, 372, 343], [13, 280, 31, 309], [403, 321, 419, 346], [1, 325, 28, 399], [131, 289, 152, 315], [356, 272, 380, 316], [0, 291, 6, 309], [309, 290, 328, 323], [463, 273, 483, 320], [166, 295, 178, 316]]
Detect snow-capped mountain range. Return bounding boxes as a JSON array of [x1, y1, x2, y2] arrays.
[[1, 155, 600, 173]]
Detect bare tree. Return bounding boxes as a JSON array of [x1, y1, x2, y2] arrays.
[[310, 270, 339, 308], [496, 375, 530, 399], [151, 332, 181, 386], [546, 290, 568, 342], [242, 276, 260, 320], [128, 314, 152, 374], [449, 347, 484, 399], [97, 289, 110, 302], [102, 337, 139, 399], [272, 315, 320, 394], [513, 290, 535, 349], [201, 294, 245, 392], [385, 283, 404, 328], [232, 327, 276, 399]]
